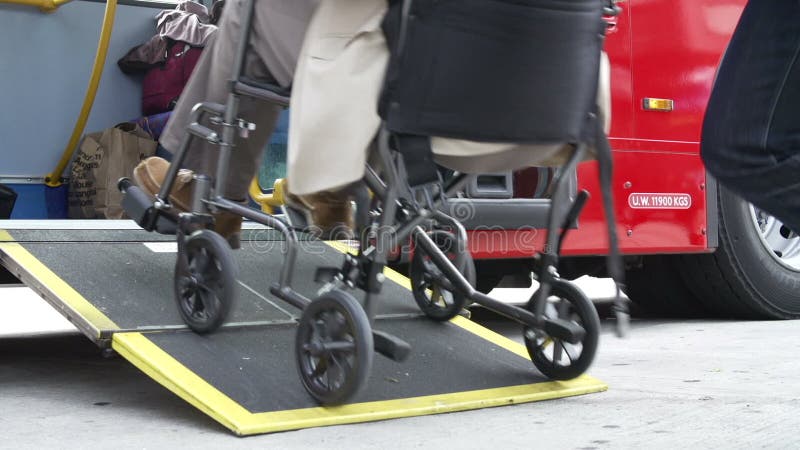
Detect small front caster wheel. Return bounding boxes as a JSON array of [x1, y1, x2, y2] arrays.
[[174, 230, 238, 334], [295, 289, 374, 405]]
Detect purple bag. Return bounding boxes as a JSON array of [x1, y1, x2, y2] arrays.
[[134, 111, 172, 141], [141, 41, 202, 116]]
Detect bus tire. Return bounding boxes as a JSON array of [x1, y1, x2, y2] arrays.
[[676, 186, 800, 319]]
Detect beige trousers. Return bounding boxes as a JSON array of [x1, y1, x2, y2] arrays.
[[286, 0, 611, 195]]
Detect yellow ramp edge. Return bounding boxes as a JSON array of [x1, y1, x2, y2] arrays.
[[113, 332, 607, 436], [110, 239, 605, 435], [0, 230, 118, 339]]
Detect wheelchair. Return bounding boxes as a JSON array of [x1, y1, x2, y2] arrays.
[[119, 0, 626, 405]]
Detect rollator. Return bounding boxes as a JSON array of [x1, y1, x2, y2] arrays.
[[119, 0, 626, 405]]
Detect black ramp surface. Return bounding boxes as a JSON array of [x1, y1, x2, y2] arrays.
[[0, 228, 288, 243], [1, 229, 175, 243], [0, 225, 607, 435], [9, 229, 419, 331], [233, 240, 421, 318], [144, 318, 544, 413], [15, 241, 294, 328]]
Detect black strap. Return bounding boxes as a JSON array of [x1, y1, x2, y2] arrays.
[[595, 119, 629, 336], [391, 134, 440, 188]]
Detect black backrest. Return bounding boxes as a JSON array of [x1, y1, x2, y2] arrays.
[[379, 0, 607, 145]]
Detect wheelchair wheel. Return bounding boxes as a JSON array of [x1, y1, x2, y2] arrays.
[[524, 279, 600, 380], [295, 289, 374, 405], [410, 230, 476, 321], [174, 230, 238, 334]]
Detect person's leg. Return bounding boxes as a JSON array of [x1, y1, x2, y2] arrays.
[[701, 0, 800, 234], [214, 0, 318, 200], [144, 0, 317, 246], [158, 0, 299, 202]]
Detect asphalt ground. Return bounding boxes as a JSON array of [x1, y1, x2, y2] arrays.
[[3, 284, 800, 449]]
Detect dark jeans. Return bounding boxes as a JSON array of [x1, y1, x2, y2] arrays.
[[701, 0, 800, 234]]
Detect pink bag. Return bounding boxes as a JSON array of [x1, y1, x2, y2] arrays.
[[141, 41, 202, 116]]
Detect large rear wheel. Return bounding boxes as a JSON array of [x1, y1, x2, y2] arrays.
[[410, 230, 476, 321]]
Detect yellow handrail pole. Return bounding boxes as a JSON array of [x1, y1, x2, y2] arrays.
[[44, 0, 117, 187], [248, 177, 290, 214], [0, 0, 72, 13]]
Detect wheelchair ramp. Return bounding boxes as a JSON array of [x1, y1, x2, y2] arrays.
[[0, 221, 606, 436]]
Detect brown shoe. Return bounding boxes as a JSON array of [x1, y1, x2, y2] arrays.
[[133, 156, 243, 248], [132, 156, 193, 212], [284, 190, 355, 240], [212, 209, 243, 250]]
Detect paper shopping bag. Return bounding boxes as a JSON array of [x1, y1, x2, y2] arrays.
[[68, 122, 157, 219]]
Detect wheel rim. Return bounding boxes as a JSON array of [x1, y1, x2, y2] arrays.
[[528, 300, 585, 368], [178, 247, 224, 321], [409, 230, 472, 321], [525, 280, 599, 380], [299, 307, 358, 396], [181, 248, 222, 322], [417, 260, 454, 309], [749, 205, 800, 272]]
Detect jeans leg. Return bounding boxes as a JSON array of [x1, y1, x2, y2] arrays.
[[701, 0, 800, 234]]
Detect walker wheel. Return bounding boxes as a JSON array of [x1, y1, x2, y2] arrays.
[[174, 230, 238, 334], [410, 230, 475, 321], [295, 290, 373, 405], [524, 279, 600, 380]]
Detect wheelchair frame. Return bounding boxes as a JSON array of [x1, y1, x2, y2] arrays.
[[119, 0, 608, 405]]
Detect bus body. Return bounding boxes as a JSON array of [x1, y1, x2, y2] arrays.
[[2, 0, 798, 318]]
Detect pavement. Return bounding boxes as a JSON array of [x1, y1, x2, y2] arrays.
[[2, 281, 800, 449]]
